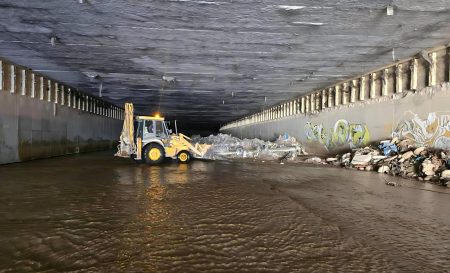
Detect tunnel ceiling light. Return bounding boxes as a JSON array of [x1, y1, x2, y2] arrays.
[[162, 75, 176, 83], [82, 71, 100, 79], [292, 22, 325, 26], [277, 5, 305, 10], [387, 5, 394, 16], [50, 36, 58, 46]]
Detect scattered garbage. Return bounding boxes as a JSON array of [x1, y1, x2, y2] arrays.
[[301, 138, 450, 187], [192, 133, 305, 162], [193, 133, 450, 187]]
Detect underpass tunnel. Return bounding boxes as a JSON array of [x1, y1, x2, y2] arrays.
[[1, 1, 450, 272]]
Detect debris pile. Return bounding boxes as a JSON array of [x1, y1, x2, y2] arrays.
[[192, 133, 305, 161], [311, 138, 450, 187]]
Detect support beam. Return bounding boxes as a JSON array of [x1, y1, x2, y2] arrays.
[[30, 73, 36, 98], [448, 47, 450, 82], [370, 73, 376, 99], [39, 77, 44, 100], [305, 95, 310, 113], [429, 52, 437, 86], [334, 85, 340, 106], [20, 69, 26, 96], [350, 80, 357, 103], [360, 76, 366, 100], [321, 89, 327, 109], [382, 68, 389, 97], [10, 65, 15, 93], [54, 82, 59, 104], [328, 88, 333, 107], [342, 83, 349, 105], [47, 80, 52, 102], [61, 86, 65, 105], [410, 59, 418, 90], [67, 88, 71, 107], [301, 97, 305, 113], [0, 60, 3, 90], [396, 63, 403, 93]]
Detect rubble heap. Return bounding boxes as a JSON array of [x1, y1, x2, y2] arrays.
[[319, 138, 450, 187], [192, 133, 305, 161]]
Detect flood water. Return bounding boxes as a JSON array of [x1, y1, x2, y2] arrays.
[[0, 152, 449, 273]]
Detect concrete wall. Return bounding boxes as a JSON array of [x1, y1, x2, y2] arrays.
[[0, 88, 122, 165], [222, 83, 450, 155]]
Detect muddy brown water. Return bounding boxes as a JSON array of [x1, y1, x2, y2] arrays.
[[0, 152, 449, 273]]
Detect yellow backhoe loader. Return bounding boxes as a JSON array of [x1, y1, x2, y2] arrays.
[[115, 103, 211, 164]]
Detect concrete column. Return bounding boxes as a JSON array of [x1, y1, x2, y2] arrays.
[[67, 88, 71, 107], [20, 69, 26, 96], [350, 80, 357, 103], [10, 64, 15, 93], [328, 88, 333, 107], [310, 93, 315, 112], [0, 60, 3, 90], [39, 77, 44, 100], [342, 83, 349, 105], [30, 73, 36, 98], [321, 89, 327, 109], [47, 80, 52, 102], [306, 95, 310, 113], [410, 59, 418, 90], [315, 92, 320, 110], [382, 69, 388, 97], [429, 52, 437, 86], [448, 47, 450, 82], [301, 97, 305, 113], [359, 76, 366, 100], [396, 63, 403, 93], [54, 82, 59, 104], [334, 86, 340, 106], [61, 86, 65, 105], [370, 73, 376, 99]]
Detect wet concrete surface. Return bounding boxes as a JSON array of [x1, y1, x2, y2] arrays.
[[0, 151, 449, 273]]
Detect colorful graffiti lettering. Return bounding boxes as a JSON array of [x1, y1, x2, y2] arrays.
[[304, 119, 371, 150], [393, 111, 450, 149]]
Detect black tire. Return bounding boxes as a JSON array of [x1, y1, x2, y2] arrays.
[[144, 143, 165, 164], [177, 151, 191, 164], [131, 155, 145, 164]]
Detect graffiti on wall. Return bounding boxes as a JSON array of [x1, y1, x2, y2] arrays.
[[304, 119, 370, 150], [393, 111, 450, 149]]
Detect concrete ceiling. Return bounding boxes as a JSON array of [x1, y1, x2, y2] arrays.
[[1, 0, 450, 132]]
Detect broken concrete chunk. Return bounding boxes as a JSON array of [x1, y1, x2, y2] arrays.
[[441, 170, 450, 180], [401, 151, 414, 160], [351, 154, 372, 166], [378, 165, 390, 173], [326, 158, 338, 162], [414, 147, 426, 155], [305, 157, 322, 164], [421, 159, 437, 176]]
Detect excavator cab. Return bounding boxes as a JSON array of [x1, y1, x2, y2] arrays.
[[115, 103, 211, 165]]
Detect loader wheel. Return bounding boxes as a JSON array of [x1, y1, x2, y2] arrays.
[[177, 151, 191, 164], [144, 144, 165, 164]]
